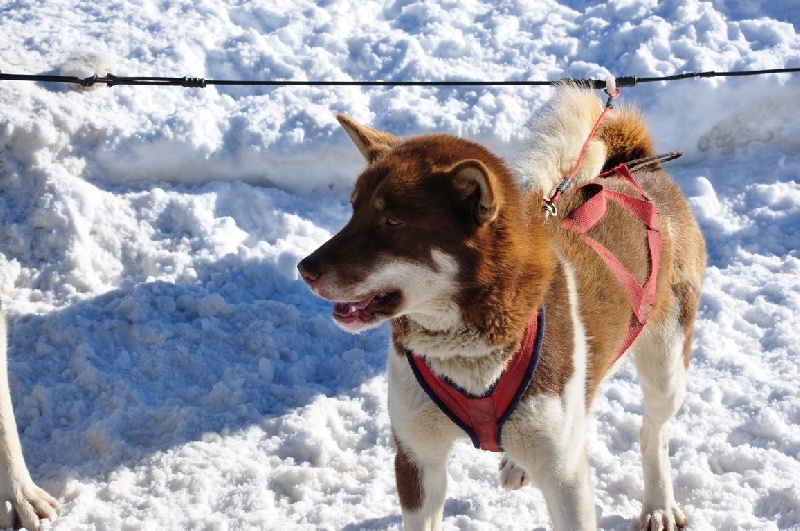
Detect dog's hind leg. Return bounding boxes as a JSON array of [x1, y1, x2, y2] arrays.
[[633, 301, 693, 531]]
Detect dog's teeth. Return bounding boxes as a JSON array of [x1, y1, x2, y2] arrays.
[[353, 299, 372, 310]]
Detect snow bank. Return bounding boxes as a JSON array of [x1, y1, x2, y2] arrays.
[[1, 0, 799, 529]]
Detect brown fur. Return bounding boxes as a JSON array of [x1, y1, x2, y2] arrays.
[[542, 174, 666, 404], [529, 261, 575, 397], [394, 436, 423, 511], [596, 106, 657, 171]]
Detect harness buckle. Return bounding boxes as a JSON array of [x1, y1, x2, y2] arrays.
[[542, 200, 558, 220]]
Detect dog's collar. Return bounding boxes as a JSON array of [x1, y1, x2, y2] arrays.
[[405, 306, 545, 452]]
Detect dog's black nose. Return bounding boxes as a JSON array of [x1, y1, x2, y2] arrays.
[[297, 258, 322, 283]]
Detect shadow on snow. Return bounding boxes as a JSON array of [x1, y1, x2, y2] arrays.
[[7, 254, 388, 496]]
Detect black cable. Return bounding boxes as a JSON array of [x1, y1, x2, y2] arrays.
[[1, 67, 799, 89]]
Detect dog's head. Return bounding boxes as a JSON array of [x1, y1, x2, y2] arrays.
[[298, 115, 531, 334]]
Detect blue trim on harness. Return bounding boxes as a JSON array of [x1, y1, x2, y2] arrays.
[[405, 306, 545, 451]]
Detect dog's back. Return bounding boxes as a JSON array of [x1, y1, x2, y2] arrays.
[[513, 87, 706, 403]]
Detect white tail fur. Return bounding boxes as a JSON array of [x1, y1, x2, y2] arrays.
[[513, 86, 606, 195]]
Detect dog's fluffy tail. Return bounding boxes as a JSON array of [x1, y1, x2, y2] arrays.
[[514, 84, 656, 196], [595, 99, 656, 172]]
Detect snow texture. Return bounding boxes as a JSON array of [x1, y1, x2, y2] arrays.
[[1, 0, 799, 529]]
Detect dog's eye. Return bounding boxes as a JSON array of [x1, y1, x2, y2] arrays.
[[384, 217, 402, 227]]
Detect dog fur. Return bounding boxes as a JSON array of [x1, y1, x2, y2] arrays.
[[1, 308, 59, 529], [299, 85, 706, 530]]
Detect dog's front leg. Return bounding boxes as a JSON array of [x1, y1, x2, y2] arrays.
[[388, 354, 459, 531], [0, 312, 59, 529], [394, 435, 450, 531], [505, 394, 597, 530], [534, 444, 597, 531], [506, 418, 596, 531], [389, 402, 456, 531]]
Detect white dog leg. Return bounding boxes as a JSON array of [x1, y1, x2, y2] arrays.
[[535, 444, 597, 531], [634, 309, 689, 531], [395, 436, 450, 531], [0, 312, 59, 529]]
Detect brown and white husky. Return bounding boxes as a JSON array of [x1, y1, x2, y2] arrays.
[[299, 85, 706, 530]]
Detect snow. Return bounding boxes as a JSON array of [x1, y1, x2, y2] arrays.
[[1, 0, 799, 529]]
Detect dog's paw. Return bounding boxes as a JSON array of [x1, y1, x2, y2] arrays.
[[639, 506, 687, 531], [0, 479, 60, 531], [498, 456, 530, 490]]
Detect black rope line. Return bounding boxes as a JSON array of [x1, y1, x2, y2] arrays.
[[1, 67, 798, 89]]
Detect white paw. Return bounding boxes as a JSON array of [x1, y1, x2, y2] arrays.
[[498, 456, 530, 490], [0, 477, 60, 530], [639, 506, 687, 531]]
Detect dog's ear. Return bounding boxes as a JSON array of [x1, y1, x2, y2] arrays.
[[449, 160, 500, 225], [337, 114, 402, 163]]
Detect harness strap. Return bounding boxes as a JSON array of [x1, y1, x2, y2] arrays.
[[561, 163, 662, 360], [406, 307, 545, 452]]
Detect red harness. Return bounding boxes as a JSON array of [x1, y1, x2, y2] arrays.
[[406, 308, 545, 452], [561, 163, 662, 362], [404, 164, 662, 453]]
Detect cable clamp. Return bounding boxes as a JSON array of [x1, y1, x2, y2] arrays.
[[80, 74, 99, 87], [182, 77, 207, 88], [604, 75, 621, 108]]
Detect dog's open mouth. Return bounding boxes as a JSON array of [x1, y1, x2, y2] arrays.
[[332, 291, 401, 325]]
